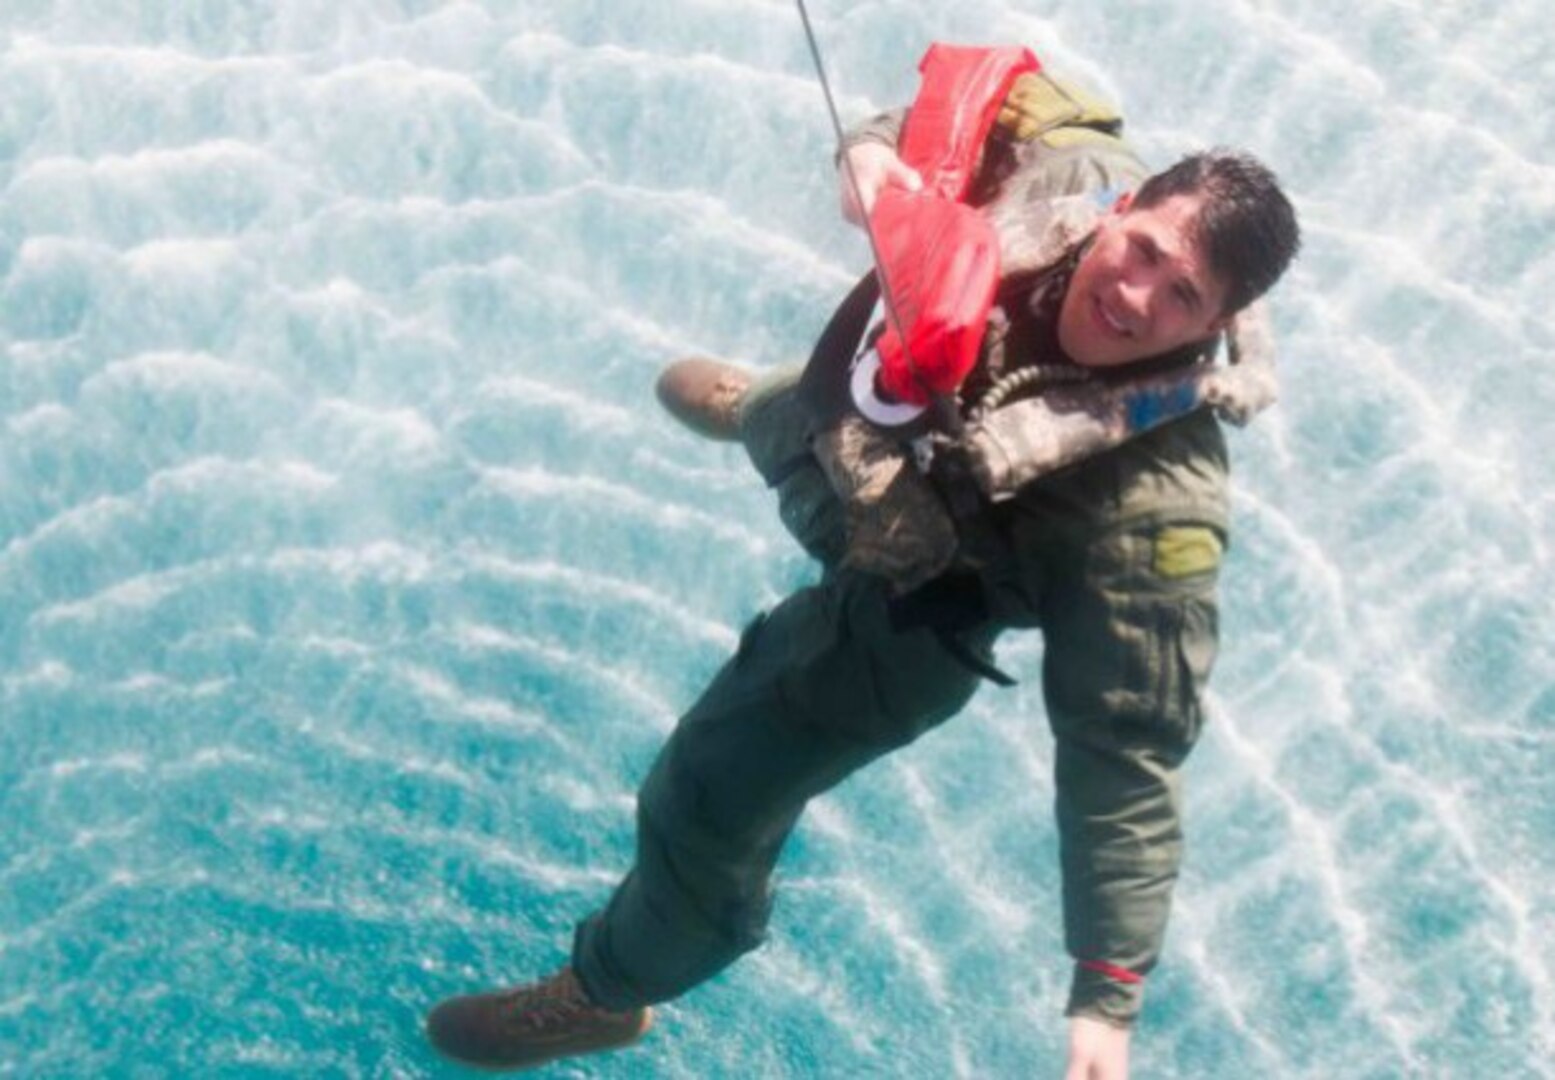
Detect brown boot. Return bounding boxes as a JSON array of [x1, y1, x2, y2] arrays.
[[425, 967, 652, 1072], [655, 356, 753, 441]]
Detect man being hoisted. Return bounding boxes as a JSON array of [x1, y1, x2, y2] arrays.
[[426, 43, 1299, 1080], [791, 45, 1282, 599]]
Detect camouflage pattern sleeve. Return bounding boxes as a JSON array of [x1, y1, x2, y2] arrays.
[[1200, 299, 1279, 426], [838, 106, 907, 159]]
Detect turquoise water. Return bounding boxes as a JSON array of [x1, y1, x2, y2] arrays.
[[2, 2, 1552, 1076]]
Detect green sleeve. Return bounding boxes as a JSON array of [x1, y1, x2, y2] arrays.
[[1040, 512, 1222, 1025], [999, 415, 1230, 1026]]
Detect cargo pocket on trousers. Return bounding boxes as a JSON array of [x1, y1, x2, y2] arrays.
[[774, 457, 848, 567], [742, 374, 848, 568]]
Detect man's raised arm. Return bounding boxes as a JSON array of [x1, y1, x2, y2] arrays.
[[836, 108, 921, 225]]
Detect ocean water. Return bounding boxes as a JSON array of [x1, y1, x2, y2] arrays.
[[2, 1, 1552, 1076]]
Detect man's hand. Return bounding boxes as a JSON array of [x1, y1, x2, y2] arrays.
[[838, 142, 922, 226], [1063, 1016, 1131, 1080]]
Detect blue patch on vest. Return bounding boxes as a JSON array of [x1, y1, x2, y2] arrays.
[[1091, 185, 1126, 209], [1125, 383, 1201, 432]]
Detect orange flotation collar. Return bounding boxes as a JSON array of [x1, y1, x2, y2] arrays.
[[871, 44, 1039, 406]]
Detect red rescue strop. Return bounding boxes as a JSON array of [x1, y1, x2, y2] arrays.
[[871, 44, 1039, 405]]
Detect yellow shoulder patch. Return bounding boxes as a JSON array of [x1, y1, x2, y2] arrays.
[[1037, 126, 1125, 151], [996, 72, 1123, 142], [1153, 526, 1223, 579]]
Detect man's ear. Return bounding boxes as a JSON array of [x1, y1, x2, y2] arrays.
[[1111, 190, 1134, 214]]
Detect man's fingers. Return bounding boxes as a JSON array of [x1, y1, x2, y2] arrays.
[[839, 144, 922, 226], [1065, 1017, 1130, 1080], [888, 159, 924, 193], [862, 157, 922, 217]]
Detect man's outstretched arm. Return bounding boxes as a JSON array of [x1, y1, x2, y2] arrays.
[[995, 458, 1226, 1068]]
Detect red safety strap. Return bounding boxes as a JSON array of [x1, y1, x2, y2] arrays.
[[1078, 959, 1145, 985], [898, 44, 1040, 201]]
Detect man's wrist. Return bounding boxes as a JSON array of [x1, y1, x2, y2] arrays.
[[836, 107, 908, 165], [1065, 961, 1145, 1027]]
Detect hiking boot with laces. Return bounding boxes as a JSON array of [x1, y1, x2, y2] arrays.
[[655, 356, 753, 441], [425, 967, 652, 1071]]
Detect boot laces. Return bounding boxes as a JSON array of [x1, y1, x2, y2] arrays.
[[502, 970, 606, 1034]]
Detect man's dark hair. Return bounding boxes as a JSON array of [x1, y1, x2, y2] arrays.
[[1132, 149, 1300, 316]]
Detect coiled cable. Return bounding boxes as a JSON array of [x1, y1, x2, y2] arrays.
[[967, 363, 1091, 422]]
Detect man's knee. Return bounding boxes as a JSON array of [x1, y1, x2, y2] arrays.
[[738, 369, 848, 567]]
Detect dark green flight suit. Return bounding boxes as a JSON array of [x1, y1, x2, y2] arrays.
[[573, 74, 1229, 1028]]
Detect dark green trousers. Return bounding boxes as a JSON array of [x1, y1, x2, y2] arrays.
[[574, 369, 1227, 1024], [572, 564, 991, 1007]]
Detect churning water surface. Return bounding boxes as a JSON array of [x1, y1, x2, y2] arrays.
[[2, 1, 1553, 1076]]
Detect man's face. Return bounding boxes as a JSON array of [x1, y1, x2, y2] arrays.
[[1057, 191, 1233, 368]]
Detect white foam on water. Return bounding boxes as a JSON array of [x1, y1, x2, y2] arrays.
[[894, 763, 1032, 934], [467, 373, 641, 436], [263, 539, 433, 581], [1213, 701, 1424, 1066], [7, 459, 340, 588], [805, 873, 949, 1003], [163, 744, 260, 773], [305, 398, 445, 461], [456, 553, 739, 652], [84, 348, 290, 398], [6, 139, 313, 246], [29, 571, 185, 623], [392, 662, 542, 732], [471, 463, 772, 560], [308, 722, 487, 792], [748, 941, 889, 1056], [436, 619, 677, 732], [44, 751, 150, 779], [534, 774, 635, 817], [386, 821, 624, 899], [1167, 903, 1292, 1073]]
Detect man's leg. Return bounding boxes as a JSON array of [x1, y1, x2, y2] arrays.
[[654, 357, 753, 441], [574, 569, 990, 1007], [427, 570, 990, 1070]]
